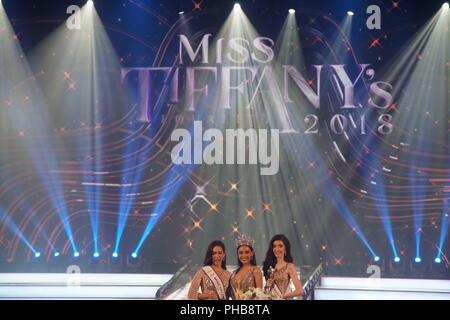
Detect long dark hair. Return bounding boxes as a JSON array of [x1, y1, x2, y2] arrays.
[[203, 240, 227, 269], [235, 245, 257, 274], [262, 234, 293, 279]]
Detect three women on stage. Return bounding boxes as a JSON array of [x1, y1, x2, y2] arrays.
[[188, 234, 304, 300]]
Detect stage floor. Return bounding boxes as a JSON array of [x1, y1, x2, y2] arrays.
[[315, 277, 450, 300], [0, 273, 172, 299], [1, 273, 449, 299]]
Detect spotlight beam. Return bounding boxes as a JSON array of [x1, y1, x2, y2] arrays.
[[0, 3, 79, 256], [1, 206, 38, 256]]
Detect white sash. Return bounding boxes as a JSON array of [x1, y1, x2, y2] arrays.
[[202, 266, 226, 300], [273, 281, 292, 299]]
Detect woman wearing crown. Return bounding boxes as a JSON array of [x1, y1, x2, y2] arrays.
[[229, 235, 263, 299], [187, 240, 232, 300], [262, 234, 304, 299]]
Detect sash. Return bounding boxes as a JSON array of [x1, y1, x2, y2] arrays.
[[202, 266, 226, 300], [272, 279, 292, 299]]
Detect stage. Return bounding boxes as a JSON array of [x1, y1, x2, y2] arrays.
[[0, 272, 448, 300], [0, 273, 171, 299], [0, 0, 449, 302], [315, 277, 450, 300]]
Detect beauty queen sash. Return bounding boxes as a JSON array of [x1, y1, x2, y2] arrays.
[[272, 265, 298, 299], [202, 266, 226, 300], [273, 282, 291, 299]]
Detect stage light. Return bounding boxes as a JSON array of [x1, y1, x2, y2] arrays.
[[93, 252, 99, 258], [374, 256, 380, 262], [347, 11, 354, 16], [415, 257, 421, 263], [54, 252, 60, 257], [443, 2, 449, 10], [87, 0, 93, 6], [435, 257, 442, 263], [289, 9, 295, 14], [178, 11, 184, 15], [234, 3, 241, 10], [34, 252, 41, 258], [394, 257, 400, 263], [74, 252, 80, 258], [112, 252, 118, 258], [131, 252, 137, 258]]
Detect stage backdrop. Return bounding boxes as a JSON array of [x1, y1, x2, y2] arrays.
[[0, 0, 448, 278]]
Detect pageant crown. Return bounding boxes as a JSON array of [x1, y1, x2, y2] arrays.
[[234, 234, 255, 248]]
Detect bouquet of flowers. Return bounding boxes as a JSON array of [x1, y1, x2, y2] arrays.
[[235, 287, 282, 300]]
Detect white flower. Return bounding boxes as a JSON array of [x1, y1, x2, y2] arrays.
[[236, 287, 282, 300]]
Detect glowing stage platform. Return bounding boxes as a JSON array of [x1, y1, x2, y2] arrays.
[[1, 272, 449, 300], [315, 277, 450, 300], [0, 273, 172, 299]]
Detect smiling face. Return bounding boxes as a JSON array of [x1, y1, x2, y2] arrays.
[[211, 245, 225, 267], [237, 245, 254, 265], [272, 240, 286, 260]]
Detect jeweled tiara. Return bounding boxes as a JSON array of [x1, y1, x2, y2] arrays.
[[234, 234, 255, 248]]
